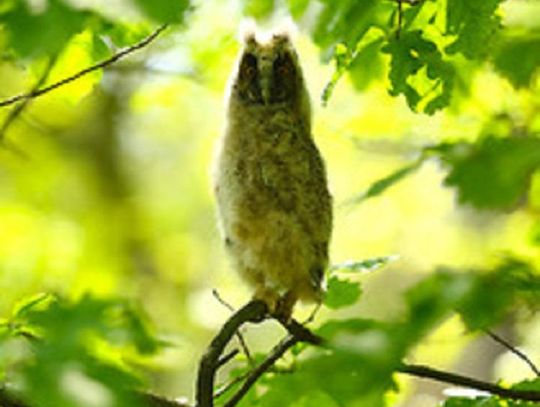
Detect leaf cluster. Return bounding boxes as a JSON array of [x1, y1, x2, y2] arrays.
[[0, 293, 163, 407]]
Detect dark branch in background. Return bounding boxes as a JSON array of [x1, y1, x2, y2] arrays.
[[0, 24, 168, 109], [398, 364, 540, 402], [0, 388, 191, 407], [0, 55, 57, 142], [485, 329, 540, 376]]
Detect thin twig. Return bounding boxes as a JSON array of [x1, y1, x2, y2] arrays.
[[212, 289, 254, 364], [223, 334, 299, 407], [211, 289, 235, 312], [217, 349, 240, 368], [0, 24, 168, 108], [0, 387, 191, 407], [222, 318, 323, 407], [277, 317, 324, 345], [398, 363, 540, 402], [213, 370, 251, 400], [196, 300, 268, 407], [303, 302, 322, 325], [397, 0, 403, 39], [485, 330, 540, 376], [0, 55, 57, 141]]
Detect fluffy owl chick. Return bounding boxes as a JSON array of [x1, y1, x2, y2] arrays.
[[214, 30, 332, 320]]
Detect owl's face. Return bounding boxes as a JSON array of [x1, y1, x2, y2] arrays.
[[232, 33, 303, 106]]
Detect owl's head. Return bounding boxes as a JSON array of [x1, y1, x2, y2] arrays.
[[230, 30, 309, 108]]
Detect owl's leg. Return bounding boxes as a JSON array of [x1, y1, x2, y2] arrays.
[[252, 284, 280, 315], [274, 290, 298, 322]]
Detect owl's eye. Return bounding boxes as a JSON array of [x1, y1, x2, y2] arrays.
[[273, 54, 294, 77], [241, 54, 258, 79], [244, 66, 257, 77], [277, 65, 290, 76]]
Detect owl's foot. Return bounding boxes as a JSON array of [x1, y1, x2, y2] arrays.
[[252, 287, 279, 318], [273, 291, 298, 323], [252, 288, 298, 322]]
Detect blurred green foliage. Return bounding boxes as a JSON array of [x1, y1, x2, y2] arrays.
[[0, 0, 539, 406], [0, 293, 161, 407]]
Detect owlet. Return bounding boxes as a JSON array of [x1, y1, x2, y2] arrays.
[[213, 30, 332, 319]]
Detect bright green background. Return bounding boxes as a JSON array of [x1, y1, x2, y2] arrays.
[[0, 0, 539, 406]]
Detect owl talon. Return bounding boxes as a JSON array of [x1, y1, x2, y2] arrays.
[[273, 291, 297, 323]]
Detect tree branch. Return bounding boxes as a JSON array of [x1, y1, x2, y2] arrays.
[[0, 388, 191, 407], [397, 363, 540, 402], [196, 300, 268, 407], [0, 24, 168, 109], [196, 300, 324, 407], [485, 329, 540, 376], [223, 334, 299, 407], [0, 55, 57, 142]]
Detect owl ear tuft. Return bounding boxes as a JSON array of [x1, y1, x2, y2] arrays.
[[239, 19, 258, 45], [272, 18, 298, 44], [272, 32, 291, 44]]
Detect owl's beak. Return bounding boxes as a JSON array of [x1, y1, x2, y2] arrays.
[[260, 76, 271, 105], [259, 59, 273, 105]]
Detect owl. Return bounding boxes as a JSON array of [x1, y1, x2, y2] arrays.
[[213, 30, 332, 320]]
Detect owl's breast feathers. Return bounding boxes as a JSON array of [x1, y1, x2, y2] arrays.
[[215, 107, 332, 305]]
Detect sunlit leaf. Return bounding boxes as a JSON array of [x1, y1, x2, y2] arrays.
[[11, 292, 55, 319], [324, 276, 361, 309], [493, 35, 540, 88], [348, 37, 385, 91], [131, 0, 191, 23], [242, 0, 275, 20], [352, 160, 422, 203], [330, 255, 398, 273], [321, 43, 352, 105], [439, 137, 540, 210], [445, 0, 503, 59], [382, 30, 455, 113], [312, 0, 381, 51], [286, 0, 310, 20], [0, 0, 88, 57], [44, 30, 104, 104]]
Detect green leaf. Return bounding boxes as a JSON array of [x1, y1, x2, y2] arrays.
[[460, 260, 540, 329], [324, 276, 362, 309], [242, 0, 275, 20], [11, 292, 55, 319], [405, 270, 473, 335], [322, 27, 386, 104], [442, 398, 499, 407], [445, 0, 503, 59], [348, 37, 385, 91], [382, 30, 455, 114], [493, 35, 540, 88], [312, 0, 381, 51], [352, 160, 422, 203], [405, 259, 540, 332], [0, 0, 88, 57], [287, 0, 310, 20], [321, 43, 352, 105], [330, 255, 398, 273], [131, 0, 190, 23], [440, 137, 540, 210], [98, 22, 152, 47]]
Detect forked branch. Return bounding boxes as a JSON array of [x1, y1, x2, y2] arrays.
[[0, 25, 168, 109]]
